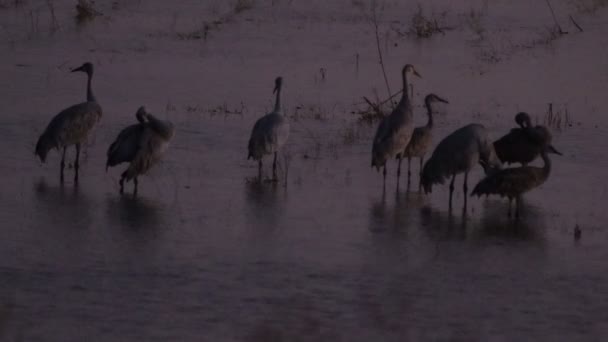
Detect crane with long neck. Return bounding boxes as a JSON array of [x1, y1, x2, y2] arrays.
[[402, 93, 449, 189], [494, 112, 560, 166], [472, 145, 559, 219], [370, 64, 422, 188], [35, 62, 102, 183], [247, 77, 290, 181]]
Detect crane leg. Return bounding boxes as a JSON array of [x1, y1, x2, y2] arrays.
[[119, 177, 125, 194], [74, 144, 81, 182], [382, 165, 387, 184], [60, 146, 67, 183], [407, 157, 411, 187], [449, 173, 456, 209], [258, 159, 262, 179], [133, 177, 138, 196], [515, 196, 521, 219], [273, 152, 278, 180], [418, 156, 424, 191], [508, 198, 512, 217], [463, 171, 469, 209], [397, 155, 402, 179]]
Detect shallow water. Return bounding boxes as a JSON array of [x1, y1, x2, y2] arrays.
[[1, 1, 608, 341]]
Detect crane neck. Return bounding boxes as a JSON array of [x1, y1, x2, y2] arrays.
[[541, 151, 551, 176], [396, 70, 412, 116], [86, 72, 96, 102], [424, 99, 434, 128], [146, 113, 174, 140], [273, 86, 282, 114]]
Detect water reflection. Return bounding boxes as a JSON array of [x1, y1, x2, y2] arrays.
[[420, 205, 469, 241], [33, 178, 93, 230], [243, 179, 284, 233], [104, 195, 163, 232], [367, 188, 427, 234], [472, 199, 547, 242]]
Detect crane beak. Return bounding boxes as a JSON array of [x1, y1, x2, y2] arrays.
[[438, 96, 449, 104], [273, 85, 278, 94], [71, 65, 85, 73], [547, 145, 562, 155], [413, 70, 422, 78]]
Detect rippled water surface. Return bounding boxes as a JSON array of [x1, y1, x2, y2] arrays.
[[1, 0, 608, 341]]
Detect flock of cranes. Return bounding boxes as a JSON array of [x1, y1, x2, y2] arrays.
[[370, 64, 561, 218], [35, 62, 560, 219]]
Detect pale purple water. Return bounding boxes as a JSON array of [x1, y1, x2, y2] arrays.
[[1, 1, 608, 341]]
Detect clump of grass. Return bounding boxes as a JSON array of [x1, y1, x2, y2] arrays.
[[409, 4, 444, 38], [355, 96, 385, 124], [477, 43, 501, 64], [0, 0, 24, 9], [76, 0, 101, 24], [47, 0, 59, 33], [182, 102, 245, 118], [290, 104, 329, 122], [177, 0, 252, 43], [351, 0, 367, 11], [539, 103, 572, 130], [341, 124, 365, 145], [176, 22, 216, 41], [570, 0, 608, 14], [465, 7, 486, 39], [234, 0, 254, 14]]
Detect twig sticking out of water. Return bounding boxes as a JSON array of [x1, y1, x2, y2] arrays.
[[569, 15, 584, 32], [543, 103, 572, 130], [282, 152, 291, 189], [544, 0, 568, 34], [370, 0, 393, 111], [356, 88, 406, 124]]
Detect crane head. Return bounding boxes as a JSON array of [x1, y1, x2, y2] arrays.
[[515, 112, 532, 128], [135, 106, 148, 123], [403, 64, 422, 78], [425, 93, 449, 105], [71, 62, 94, 75], [547, 144, 562, 155], [273, 77, 283, 94]]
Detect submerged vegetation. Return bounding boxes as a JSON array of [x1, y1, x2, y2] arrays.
[[409, 4, 446, 38], [75, 0, 101, 24]]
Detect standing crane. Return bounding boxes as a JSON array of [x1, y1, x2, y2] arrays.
[[371, 64, 421, 187], [494, 112, 560, 166], [247, 77, 290, 180], [402, 93, 449, 189], [106, 106, 175, 195], [472, 128, 561, 218], [35, 62, 102, 183], [421, 124, 501, 209]]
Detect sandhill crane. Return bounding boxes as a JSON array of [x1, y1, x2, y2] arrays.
[[472, 134, 561, 218], [106, 107, 146, 171], [493, 112, 560, 166], [247, 77, 290, 180], [371, 64, 421, 186], [402, 93, 449, 188], [35, 62, 102, 182], [421, 124, 501, 209], [106, 106, 175, 194]]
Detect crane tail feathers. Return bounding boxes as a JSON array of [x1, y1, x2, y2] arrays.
[[420, 157, 447, 193]]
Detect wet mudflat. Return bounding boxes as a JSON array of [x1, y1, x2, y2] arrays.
[[1, 0, 608, 341]]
